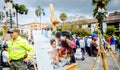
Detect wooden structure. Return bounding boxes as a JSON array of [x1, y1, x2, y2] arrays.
[[50, 3, 59, 32], [61, 63, 77, 70]]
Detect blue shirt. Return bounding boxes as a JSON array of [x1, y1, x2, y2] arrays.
[[110, 36, 115, 45]]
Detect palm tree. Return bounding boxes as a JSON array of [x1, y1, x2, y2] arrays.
[[59, 12, 67, 30], [35, 6, 45, 30], [92, 0, 111, 35], [92, 0, 111, 18], [13, 3, 28, 28]]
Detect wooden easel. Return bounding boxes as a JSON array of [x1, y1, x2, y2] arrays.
[[50, 3, 59, 32], [90, 19, 120, 70]]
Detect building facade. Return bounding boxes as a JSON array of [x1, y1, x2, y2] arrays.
[[23, 21, 50, 39], [23, 21, 50, 30], [81, 11, 120, 35]]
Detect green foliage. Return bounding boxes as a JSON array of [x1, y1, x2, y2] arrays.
[[60, 12, 67, 21], [57, 19, 90, 36], [92, 0, 111, 18], [106, 26, 115, 35], [72, 28, 90, 36], [35, 6, 45, 17], [57, 26, 62, 31], [19, 33, 28, 39], [0, 31, 3, 36], [93, 30, 98, 34], [13, 3, 28, 14], [103, 34, 108, 40]]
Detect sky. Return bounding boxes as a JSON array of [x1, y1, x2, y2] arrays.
[[0, 0, 120, 25]]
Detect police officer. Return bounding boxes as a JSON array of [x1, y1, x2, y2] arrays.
[[7, 28, 33, 70]]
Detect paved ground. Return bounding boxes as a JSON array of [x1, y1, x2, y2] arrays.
[[77, 54, 120, 70]]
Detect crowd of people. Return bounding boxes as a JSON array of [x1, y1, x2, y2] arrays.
[[0, 29, 120, 70], [48, 31, 120, 69]]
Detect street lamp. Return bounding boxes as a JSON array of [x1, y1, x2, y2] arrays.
[[4, 0, 16, 29], [97, 7, 105, 35]]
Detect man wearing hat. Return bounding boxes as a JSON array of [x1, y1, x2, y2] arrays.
[[7, 28, 33, 70], [90, 33, 99, 57], [90, 33, 100, 69]]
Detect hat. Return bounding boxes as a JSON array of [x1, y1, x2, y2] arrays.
[[91, 33, 98, 38], [7, 28, 19, 33]]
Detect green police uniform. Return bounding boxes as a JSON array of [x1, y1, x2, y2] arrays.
[[7, 36, 34, 70]]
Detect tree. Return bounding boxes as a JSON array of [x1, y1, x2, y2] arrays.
[[70, 28, 90, 36], [13, 3, 28, 28], [92, 0, 111, 18], [0, 31, 3, 36], [35, 6, 45, 30], [59, 12, 67, 30], [19, 33, 28, 39], [0, 28, 3, 36], [106, 26, 115, 35], [92, 0, 111, 35], [60, 12, 67, 22], [93, 30, 98, 34]]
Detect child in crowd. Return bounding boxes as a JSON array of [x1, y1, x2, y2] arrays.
[[49, 39, 59, 65]]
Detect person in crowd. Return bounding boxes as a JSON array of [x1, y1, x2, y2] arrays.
[[55, 31, 76, 64], [79, 37, 85, 56], [49, 39, 59, 65], [28, 42, 38, 70], [107, 35, 111, 44], [70, 36, 76, 53], [84, 36, 88, 55], [90, 33, 100, 69], [7, 28, 34, 70], [90, 33, 100, 57], [87, 36, 92, 56], [1, 43, 10, 67], [116, 37, 120, 61], [117, 37, 120, 50], [76, 36, 80, 48], [110, 34, 116, 53]]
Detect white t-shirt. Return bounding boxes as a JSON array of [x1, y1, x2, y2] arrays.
[[87, 38, 92, 47], [79, 39, 85, 48], [2, 50, 8, 63]]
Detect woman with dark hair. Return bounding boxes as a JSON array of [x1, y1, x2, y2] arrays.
[[60, 40, 76, 63], [55, 31, 76, 64]]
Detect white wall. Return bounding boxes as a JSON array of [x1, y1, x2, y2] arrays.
[[82, 25, 88, 29], [91, 24, 97, 33], [103, 22, 107, 33]]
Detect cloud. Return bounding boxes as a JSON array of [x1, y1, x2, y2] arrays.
[[0, 0, 120, 25], [107, 0, 120, 11]]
